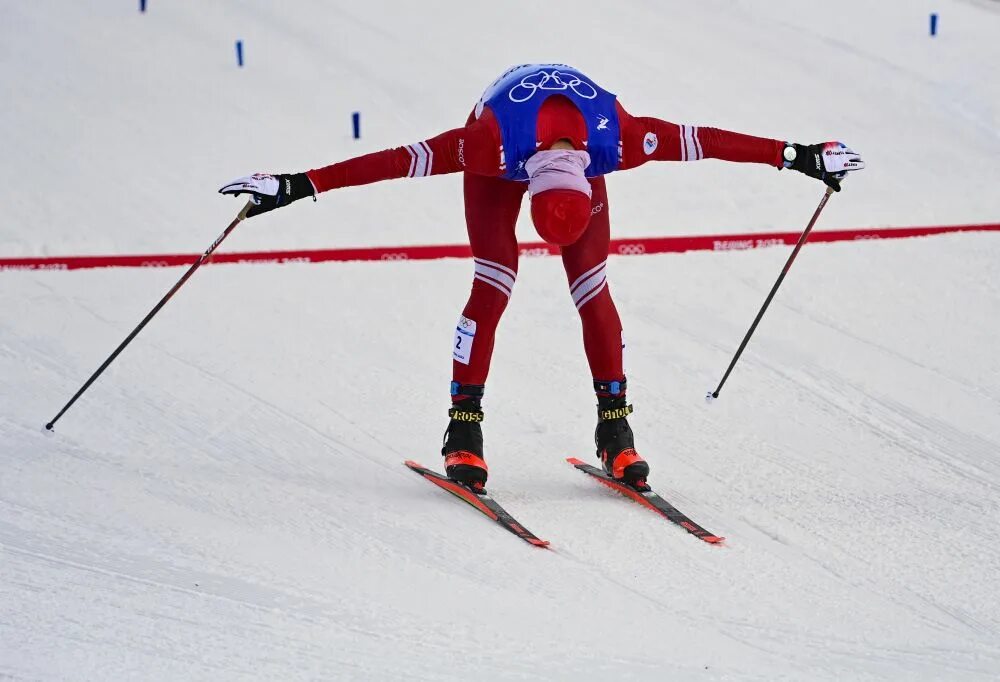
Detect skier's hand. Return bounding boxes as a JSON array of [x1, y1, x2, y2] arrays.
[[218, 172, 316, 217], [784, 142, 865, 192]]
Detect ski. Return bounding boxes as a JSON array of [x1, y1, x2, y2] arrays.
[[566, 457, 724, 545], [404, 460, 550, 548]]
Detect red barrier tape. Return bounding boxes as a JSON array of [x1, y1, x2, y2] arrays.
[[2, 223, 998, 271]]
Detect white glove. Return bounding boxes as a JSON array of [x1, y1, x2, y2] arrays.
[[218, 172, 315, 217], [785, 142, 865, 191]]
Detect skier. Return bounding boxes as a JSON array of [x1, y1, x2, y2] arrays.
[[220, 63, 864, 491]]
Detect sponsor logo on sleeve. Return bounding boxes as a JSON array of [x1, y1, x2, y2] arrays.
[[643, 132, 658, 155]]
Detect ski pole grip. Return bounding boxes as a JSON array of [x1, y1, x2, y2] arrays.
[[237, 199, 254, 220]]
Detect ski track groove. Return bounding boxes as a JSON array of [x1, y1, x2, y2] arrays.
[[776, 296, 1000, 407], [746, 348, 1000, 499]]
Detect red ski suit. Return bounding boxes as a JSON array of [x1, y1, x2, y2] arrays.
[[305, 96, 785, 397]]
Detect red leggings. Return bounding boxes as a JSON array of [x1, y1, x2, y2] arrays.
[[452, 172, 625, 396]]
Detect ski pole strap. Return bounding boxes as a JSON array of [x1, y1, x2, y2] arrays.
[[448, 406, 484, 422], [594, 377, 627, 397], [450, 381, 485, 398], [598, 403, 633, 421]]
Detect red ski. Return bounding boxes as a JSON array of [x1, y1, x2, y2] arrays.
[[567, 457, 724, 545], [405, 460, 550, 548]]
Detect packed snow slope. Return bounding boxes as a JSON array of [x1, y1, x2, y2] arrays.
[[3, 1, 1000, 680]]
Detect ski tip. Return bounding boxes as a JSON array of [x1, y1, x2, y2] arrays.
[[404, 459, 423, 469], [704, 535, 726, 545], [566, 457, 586, 466], [529, 538, 551, 548]]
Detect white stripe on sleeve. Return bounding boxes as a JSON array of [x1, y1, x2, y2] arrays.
[[420, 141, 434, 176], [406, 143, 429, 177], [406, 146, 417, 177], [683, 125, 700, 162]]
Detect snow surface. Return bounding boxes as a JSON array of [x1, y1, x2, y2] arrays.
[[3, 1, 1000, 680]]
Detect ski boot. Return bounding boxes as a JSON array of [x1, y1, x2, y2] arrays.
[[442, 396, 488, 492], [595, 395, 649, 489]]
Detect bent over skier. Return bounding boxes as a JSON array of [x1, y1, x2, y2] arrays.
[[221, 63, 864, 492]]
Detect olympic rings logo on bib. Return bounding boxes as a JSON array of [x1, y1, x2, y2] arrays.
[[508, 69, 598, 103]]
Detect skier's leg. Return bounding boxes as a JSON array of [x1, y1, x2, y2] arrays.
[[560, 176, 649, 485], [443, 172, 526, 488], [451, 172, 524, 392], [560, 176, 624, 386]]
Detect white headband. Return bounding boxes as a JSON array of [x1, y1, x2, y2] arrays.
[[525, 150, 592, 198]]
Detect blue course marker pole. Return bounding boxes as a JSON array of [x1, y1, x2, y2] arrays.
[[930, 13, 938, 37], [352, 112, 361, 139], [236, 40, 244, 67], [139, 0, 146, 12]]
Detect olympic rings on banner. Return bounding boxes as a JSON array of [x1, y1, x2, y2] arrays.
[[617, 243, 647, 256]]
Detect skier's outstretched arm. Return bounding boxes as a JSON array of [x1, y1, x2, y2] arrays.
[[618, 107, 864, 191], [219, 121, 497, 217]]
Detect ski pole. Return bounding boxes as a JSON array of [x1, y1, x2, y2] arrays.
[[706, 186, 835, 403], [45, 200, 254, 431]]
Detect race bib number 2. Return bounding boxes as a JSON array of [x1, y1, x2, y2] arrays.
[[453, 316, 477, 365]]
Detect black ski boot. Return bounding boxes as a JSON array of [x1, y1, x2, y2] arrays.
[[442, 397, 487, 491], [595, 395, 649, 488]]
